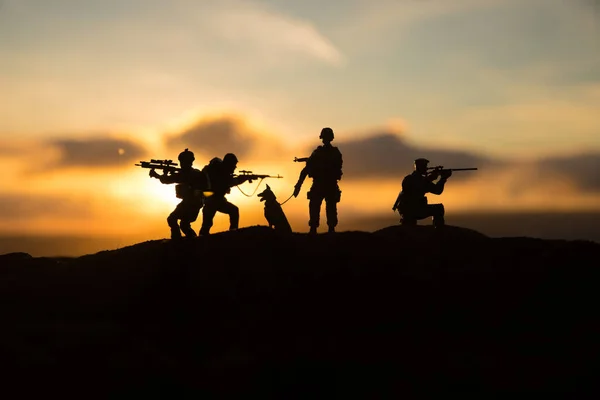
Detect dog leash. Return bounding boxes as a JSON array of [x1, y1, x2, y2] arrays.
[[235, 178, 266, 197], [277, 193, 294, 205]]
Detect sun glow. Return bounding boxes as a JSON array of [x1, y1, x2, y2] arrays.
[[107, 174, 181, 216]]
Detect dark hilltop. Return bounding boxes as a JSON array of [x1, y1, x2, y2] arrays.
[[1, 225, 599, 397]]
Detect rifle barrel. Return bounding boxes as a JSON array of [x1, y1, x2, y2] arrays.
[[450, 168, 478, 171]]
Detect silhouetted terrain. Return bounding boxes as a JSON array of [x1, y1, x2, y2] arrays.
[[2, 211, 600, 257], [1, 226, 599, 396]]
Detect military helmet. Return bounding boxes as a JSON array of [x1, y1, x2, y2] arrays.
[[414, 158, 429, 166], [319, 127, 334, 141], [178, 148, 195, 163], [223, 153, 238, 165]]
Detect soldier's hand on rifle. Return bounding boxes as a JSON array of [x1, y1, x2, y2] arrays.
[[293, 184, 301, 198], [149, 169, 159, 179], [428, 169, 440, 180]]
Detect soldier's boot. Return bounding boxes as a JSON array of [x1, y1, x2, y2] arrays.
[[170, 227, 182, 239], [328, 226, 336, 233], [309, 226, 318, 235], [167, 213, 182, 239], [180, 222, 197, 237], [433, 216, 445, 228]]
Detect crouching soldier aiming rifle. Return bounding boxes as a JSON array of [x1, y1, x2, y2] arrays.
[[136, 148, 209, 239], [392, 158, 477, 228]]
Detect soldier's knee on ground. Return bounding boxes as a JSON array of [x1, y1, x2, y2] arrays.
[[400, 215, 417, 226]]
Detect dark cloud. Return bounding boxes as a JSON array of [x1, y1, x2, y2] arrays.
[[537, 153, 600, 192], [304, 132, 495, 181], [49, 137, 147, 169], [0, 194, 94, 220], [165, 115, 258, 159]]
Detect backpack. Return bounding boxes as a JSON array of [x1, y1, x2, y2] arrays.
[[307, 145, 343, 180]]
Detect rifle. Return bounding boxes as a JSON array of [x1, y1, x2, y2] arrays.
[[426, 166, 477, 181], [427, 166, 478, 172], [135, 159, 180, 174], [235, 170, 283, 182], [392, 167, 478, 211], [294, 157, 309, 162]]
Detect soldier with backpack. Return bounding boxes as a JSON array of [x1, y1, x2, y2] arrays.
[[293, 127, 343, 234]]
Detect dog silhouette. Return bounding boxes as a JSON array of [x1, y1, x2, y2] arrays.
[[257, 184, 292, 233]]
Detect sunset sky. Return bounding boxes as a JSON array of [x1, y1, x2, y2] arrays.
[[1, 0, 599, 242]]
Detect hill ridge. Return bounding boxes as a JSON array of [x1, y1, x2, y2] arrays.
[[1, 224, 599, 395]]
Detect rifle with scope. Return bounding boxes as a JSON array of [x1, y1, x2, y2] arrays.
[[135, 159, 180, 174]]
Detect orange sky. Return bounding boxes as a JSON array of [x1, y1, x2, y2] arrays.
[[1, 112, 600, 239], [1, 0, 600, 238]]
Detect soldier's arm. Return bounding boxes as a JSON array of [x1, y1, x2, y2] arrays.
[[292, 166, 309, 197], [296, 167, 309, 187], [297, 149, 317, 187], [427, 178, 447, 195], [336, 148, 343, 180], [231, 175, 251, 186], [401, 175, 413, 192], [159, 172, 181, 184]]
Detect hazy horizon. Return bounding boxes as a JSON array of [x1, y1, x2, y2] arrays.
[[2, 210, 600, 257]]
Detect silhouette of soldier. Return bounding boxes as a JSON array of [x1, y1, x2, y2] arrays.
[[394, 158, 452, 227], [293, 127, 343, 234], [149, 148, 208, 239], [199, 153, 253, 235]]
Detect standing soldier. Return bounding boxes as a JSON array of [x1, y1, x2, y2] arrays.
[[392, 158, 452, 227], [293, 127, 343, 234], [149, 148, 208, 239]]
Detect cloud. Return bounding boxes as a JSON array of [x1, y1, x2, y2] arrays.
[[48, 136, 148, 169], [165, 115, 257, 159], [537, 152, 600, 192], [163, 114, 498, 183], [0, 193, 93, 220], [210, 2, 344, 66], [304, 132, 495, 181], [164, 114, 287, 162], [338, 0, 511, 48]]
